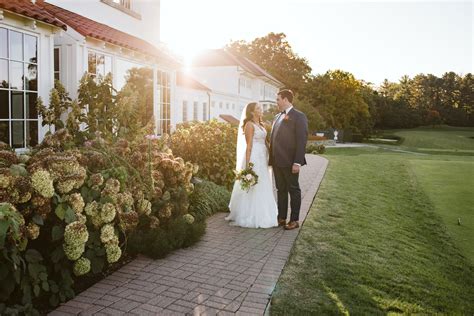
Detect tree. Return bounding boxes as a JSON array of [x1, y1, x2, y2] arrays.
[[227, 32, 312, 93], [301, 70, 370, 134]]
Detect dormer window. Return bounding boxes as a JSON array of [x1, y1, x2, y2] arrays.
[[101, 0, 141, 19], [113, 0, 131, 10]]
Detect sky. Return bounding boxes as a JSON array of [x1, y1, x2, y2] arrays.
[[160, 0, 473, 86]]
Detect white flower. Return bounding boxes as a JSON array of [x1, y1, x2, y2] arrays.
[[245, 174, 253, 181]]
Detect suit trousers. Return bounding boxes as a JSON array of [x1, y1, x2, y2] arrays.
[[273, 166, 301, 222]]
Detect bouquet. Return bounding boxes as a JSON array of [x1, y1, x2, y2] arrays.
[[235, 163, 259, 192]]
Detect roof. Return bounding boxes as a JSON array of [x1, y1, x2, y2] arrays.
[[38, 1, 170, 59], [219, 114, 240, 126], [0, 0, 67, 30], [176, 71, 211, 91], [192, 49, 283, 86]]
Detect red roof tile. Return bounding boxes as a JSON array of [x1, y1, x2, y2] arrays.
[[177, 71, 211, 91], [0, 0, 67, 30], [38, 1, 165, 58]]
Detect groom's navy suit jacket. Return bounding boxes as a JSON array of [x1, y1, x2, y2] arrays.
[[269, 107, 308, 168]]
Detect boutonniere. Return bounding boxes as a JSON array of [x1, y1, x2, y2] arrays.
[[283, 114, 290, 121]]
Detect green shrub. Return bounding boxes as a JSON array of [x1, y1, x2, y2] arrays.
[[188, 180, 231, 221], [169, 120, 237, 189], [306, 144, 326, 154], [0, 130, 200, 312]]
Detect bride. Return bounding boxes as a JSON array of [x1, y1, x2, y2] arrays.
[[225, 102, 278, 228]]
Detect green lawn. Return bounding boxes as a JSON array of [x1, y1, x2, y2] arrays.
[[271, 129, 474, 315], [388, 126, 474, 153], [410, 159, 474, 262]]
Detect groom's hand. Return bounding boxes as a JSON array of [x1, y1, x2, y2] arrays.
[[292, 164, 300, 174]]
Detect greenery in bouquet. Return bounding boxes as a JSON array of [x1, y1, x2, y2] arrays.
[[235, 162, 259, 192]]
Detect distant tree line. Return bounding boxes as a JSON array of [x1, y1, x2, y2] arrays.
[[228, 33, 473, 135]]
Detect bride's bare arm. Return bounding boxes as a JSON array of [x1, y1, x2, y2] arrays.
[[244, 123, 255, 167]]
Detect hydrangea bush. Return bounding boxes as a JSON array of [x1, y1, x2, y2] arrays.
[[170, 120, 237, 189], [0, 129, 202, 313]]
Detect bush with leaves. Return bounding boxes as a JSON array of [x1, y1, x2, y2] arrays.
[[170, 120, 238, 189], [0, 130, 201, 313], [188, 180, 231, 222]]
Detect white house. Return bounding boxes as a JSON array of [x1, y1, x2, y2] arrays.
[[176, 49, 283, 125], [0, 0, 180, 149]]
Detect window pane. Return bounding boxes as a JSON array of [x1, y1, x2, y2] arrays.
[[54, 48, 60, 72], [11, 121, 24, 148], [26, 92, 37, 119], [0, 121, 9, 144], [0, 59, 8, 88], [24, 35, 37, 63], [97, 54, 105, 76], [25, 64, 37, 91], [11, 91, 24, 119], [10, 62, 24, 90], [0, 90, 8, 119], [26, 120, 38, 147], [88, 52, 96, 74], [10, 31, 23, 61], [54, 73, 60, 81], [0, 28, 7, 58]]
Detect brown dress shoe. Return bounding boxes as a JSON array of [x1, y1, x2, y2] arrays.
[[284, 221, 300, 230], [278, 219, 287, 227]]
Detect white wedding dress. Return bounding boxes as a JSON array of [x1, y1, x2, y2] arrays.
[[225, 122, 278, 228]]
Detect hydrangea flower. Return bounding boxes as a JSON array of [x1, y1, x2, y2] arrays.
[[137, 198, 151, 216], [183, 214, 195, 224], [64, 221, 88, 246], [101, 203, 116, 223], [26, 222, 40, 240], [102, 178, 120, 197], [84, 201, 99, 217], [105, 244, 122, 263], [67, 193, 85, 214], [73, 257, 91, 276], [118, 210, 139, 232], [63, 242, 85, 260], [100, 224, 116, 244], [31, 170, 55, 198]]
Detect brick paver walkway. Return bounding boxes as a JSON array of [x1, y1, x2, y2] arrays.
[[50, 155, 328, 316]]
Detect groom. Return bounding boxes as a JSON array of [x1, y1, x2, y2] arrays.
[[269, 89, 308, 230]]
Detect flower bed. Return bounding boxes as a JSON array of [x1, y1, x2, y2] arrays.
[[0, 130, 202, 313]]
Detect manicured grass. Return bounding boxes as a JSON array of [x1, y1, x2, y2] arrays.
[[388, 125, 474, 152], [271, 148, 474, 315], [409, 159, 474, 262]]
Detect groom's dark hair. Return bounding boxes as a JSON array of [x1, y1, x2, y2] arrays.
[[278, 89, 294, 103]]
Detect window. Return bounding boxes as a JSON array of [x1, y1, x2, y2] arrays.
[[226, 103, 229, 110], [219, 102, 223, 109], [88, 51, 112, 79], [113, 0, 131, 9], [193, 101, 198, 121], [182, 101, 187, 122], [0, 27, 39, 148], [232, 103, 235, 110], [156, 70, 171, 135], [54, 48, 60, 82], [211, 101, 215, 108], [203, 102, 207, 121]]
